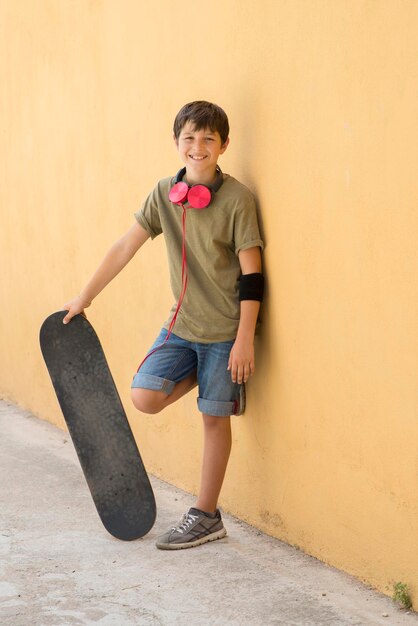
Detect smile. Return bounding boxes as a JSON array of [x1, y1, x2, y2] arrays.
[[189, 155, 207, 160]]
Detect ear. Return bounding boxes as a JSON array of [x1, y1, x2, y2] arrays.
[[220, 137, 230, 154], [173, 133, 179, 147]]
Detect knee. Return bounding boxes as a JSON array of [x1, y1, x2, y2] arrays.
[[131, 388, 165, 415]]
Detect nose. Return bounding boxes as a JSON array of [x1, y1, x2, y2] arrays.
[[195, 137, 205, 150]]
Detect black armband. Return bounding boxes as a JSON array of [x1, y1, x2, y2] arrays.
[[239, 272, 265, 302]]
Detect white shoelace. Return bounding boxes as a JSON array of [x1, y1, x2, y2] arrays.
[[172, 512, 199, 534]]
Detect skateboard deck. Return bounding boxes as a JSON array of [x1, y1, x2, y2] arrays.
[[39, 311, 156, 540]]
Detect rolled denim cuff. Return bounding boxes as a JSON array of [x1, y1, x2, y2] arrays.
[[197, 397, 235, 417], [131, 372, 175, 395]]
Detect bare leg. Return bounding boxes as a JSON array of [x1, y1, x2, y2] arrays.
[[195, 414, 232, 513], [131, 371, 197, 414]]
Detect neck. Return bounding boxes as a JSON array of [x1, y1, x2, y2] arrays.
[[185, 166, 219, 187]]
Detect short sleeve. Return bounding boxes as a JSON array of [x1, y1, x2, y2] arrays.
[[233, 191, 264, 255], [134, 183, 163, 240]]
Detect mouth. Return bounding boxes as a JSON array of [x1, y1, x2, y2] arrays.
[[189, 155, 207, 161]]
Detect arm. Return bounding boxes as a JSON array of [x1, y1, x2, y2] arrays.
[[227, 246, 262, 384], [62, 221, 150, 324]]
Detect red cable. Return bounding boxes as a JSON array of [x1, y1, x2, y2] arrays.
[[136, 204, 188, 372]]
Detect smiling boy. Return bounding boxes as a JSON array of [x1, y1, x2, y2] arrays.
[[63, 101, 264, 549]]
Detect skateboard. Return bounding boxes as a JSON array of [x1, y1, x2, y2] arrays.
[[39, 311, 156, 540]]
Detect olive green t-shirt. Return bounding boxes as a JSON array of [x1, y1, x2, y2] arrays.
[[134, 173, 264, 343]]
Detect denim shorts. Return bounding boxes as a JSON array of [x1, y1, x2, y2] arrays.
[[131, 329, 241, 417]]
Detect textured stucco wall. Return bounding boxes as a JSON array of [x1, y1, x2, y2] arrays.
[[1, 0, 417, 606]]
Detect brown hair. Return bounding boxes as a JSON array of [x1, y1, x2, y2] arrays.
[[173, 101, 229, 146]]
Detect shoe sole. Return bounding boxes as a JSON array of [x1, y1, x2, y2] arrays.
[[156, 527, 227, 550], [234, 383, 246, 416]]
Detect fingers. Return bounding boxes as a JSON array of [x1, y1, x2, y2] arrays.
[[230, 361, 254, 384], [62, 306, 81, 325], [62, 308, 77, 325], [62, 296, 90, 324], [228, 342, 255, 383], [63, 307, 87, 324]]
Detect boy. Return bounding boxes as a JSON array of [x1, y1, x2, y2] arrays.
[[63, 101, 264, 549]]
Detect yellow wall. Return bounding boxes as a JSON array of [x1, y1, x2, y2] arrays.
[[1, 0, 417, 607]]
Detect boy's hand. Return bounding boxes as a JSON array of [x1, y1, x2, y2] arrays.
[[227, 337, 255, 384], [62, 296, 91, 325]]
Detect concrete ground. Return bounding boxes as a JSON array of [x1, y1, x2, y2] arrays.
[[0, 400, 416, 626]]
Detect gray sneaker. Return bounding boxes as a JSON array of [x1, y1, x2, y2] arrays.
[[156, 507, 227, 550]]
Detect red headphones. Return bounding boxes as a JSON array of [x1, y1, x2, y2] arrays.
[[169, 166, 223, 209]]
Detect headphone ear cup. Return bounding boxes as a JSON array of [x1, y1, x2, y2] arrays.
[[187, 184, 212, 209], [169, 181, 189, 205]]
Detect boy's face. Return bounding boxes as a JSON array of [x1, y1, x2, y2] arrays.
[[174, 121, 229, 182]]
